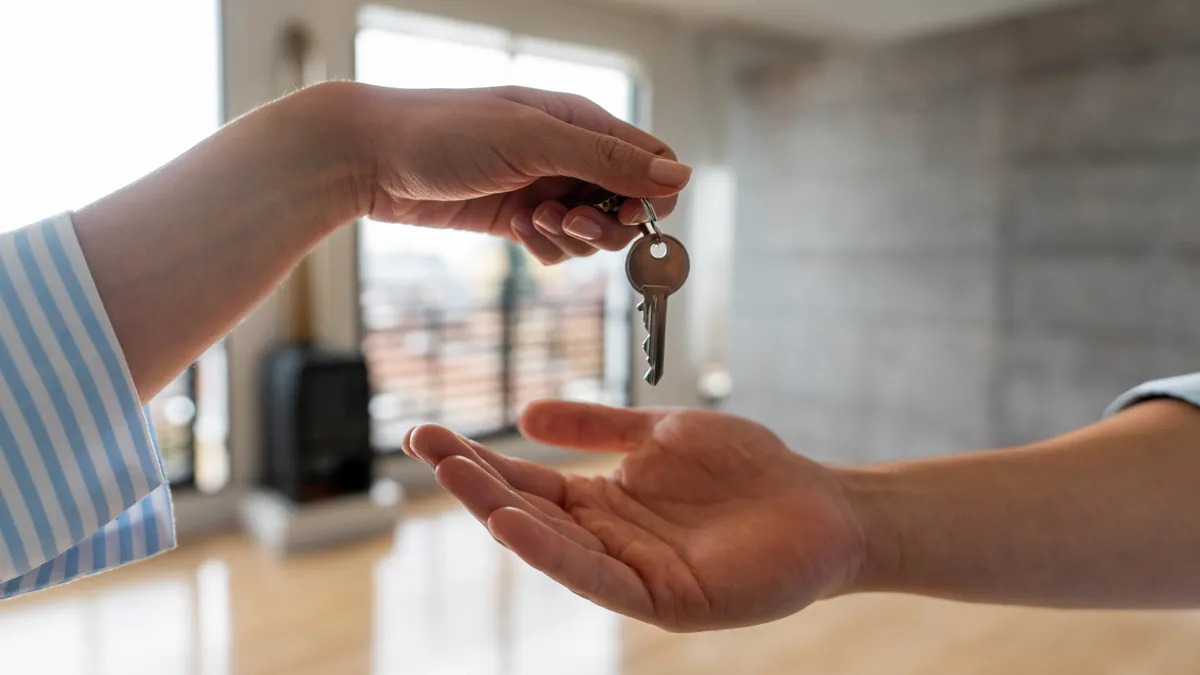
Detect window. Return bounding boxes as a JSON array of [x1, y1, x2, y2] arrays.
[[356, 8, 639, 449], [0, 0, 229, 491]]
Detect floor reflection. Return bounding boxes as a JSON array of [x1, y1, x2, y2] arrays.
[[0, 504, 617, 675], [372, 510, 619, 675], [197, 559, 231, 675], [0, 562, 218, 675], [4, 492, 1190, 674]]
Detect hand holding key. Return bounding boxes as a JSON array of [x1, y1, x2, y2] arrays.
[[348, 84, 690, 265]]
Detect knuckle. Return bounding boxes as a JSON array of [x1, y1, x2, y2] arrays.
[[507, 100, 542, 123], [563, 92, 598, 112], [594, 134, 639, 171], [487, 85, 514, 99], [550, 92, 596, 117], [494, 84, 533, 102]]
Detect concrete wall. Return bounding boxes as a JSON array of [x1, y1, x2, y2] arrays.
[[726, 0, 1200, 462]]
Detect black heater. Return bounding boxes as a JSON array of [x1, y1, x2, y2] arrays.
[[261, 346, 374, 503]]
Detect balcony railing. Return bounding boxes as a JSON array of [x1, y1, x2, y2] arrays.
[[363, 295, 622, 450]]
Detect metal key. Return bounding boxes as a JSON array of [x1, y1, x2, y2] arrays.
[[564, 184, 626, 215], [626, 201, 690, 386], [562, 185, 661, 241]]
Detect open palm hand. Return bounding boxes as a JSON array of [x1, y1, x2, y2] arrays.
[[404, 401, 867, 632]]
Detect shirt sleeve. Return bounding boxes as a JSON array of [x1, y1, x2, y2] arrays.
[[0, 213, 175, 599], [1104, 373, 1200, 418]]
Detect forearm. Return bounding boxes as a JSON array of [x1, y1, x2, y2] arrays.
[[844, 398, 1200, 607], [72, 82, 366, 400]]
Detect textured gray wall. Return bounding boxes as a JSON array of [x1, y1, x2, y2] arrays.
[[726, 0, 1200, 463]]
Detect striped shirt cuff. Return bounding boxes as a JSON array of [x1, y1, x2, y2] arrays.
[[0, 213, 175, 598]]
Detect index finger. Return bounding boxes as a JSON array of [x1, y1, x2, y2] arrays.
[[492, 86, 676, 161], [405, 423, 568, 505]]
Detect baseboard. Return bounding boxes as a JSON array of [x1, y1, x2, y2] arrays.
[[237, 480, 404, 555]]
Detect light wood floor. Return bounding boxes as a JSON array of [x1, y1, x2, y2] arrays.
[[4, 472, 1200, 675]]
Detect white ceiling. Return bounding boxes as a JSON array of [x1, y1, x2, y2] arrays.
[[607, 0, 1095, 42]]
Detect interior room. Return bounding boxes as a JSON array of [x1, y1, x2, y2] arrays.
[[3, 0, 1200, 672]]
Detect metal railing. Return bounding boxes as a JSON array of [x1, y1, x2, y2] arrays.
[[363, 294, 621, 449]]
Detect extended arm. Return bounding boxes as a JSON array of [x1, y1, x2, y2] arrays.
[[850, 382, 1200, 608], [73, 82, 690, 400], [405, 375, 1200, 630], [72, 84, 358, 399]]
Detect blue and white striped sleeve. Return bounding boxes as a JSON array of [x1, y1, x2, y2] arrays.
[[0, 213, 174, 599], [1105, 373, 1200, 417]]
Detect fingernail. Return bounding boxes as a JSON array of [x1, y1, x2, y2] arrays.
[[512, 212, 535, 236], [534, 211, 564, 235], [648, 158, 692, 188], [564, 216, 604, 241], [402, 427, 416, 457]]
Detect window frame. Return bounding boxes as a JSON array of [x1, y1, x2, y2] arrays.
[[158, 365, 198, 490], [168, 0, 230, 493], [0, 0, 230, 493]]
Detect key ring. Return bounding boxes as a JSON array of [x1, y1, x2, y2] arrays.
[[638, 198, 663, 243]]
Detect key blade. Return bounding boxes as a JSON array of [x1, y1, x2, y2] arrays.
[[641, 287, 670, 387]]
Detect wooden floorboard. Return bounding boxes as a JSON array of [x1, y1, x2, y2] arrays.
[[3, 466, 1200, 674]]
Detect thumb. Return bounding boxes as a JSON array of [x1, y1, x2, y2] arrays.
[[518, 400, 665, 453], [529, 118, 693, 198]]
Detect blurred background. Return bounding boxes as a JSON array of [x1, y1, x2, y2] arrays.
[[3, 0, 1200, 672]]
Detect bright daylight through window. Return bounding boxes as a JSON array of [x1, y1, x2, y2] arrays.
[[356, 8, 639, 449], [0, 0, 229, 491]]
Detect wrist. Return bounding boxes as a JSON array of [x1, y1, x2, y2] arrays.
[[832, 466, 909, 595], [257, 81, 376, 231]]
